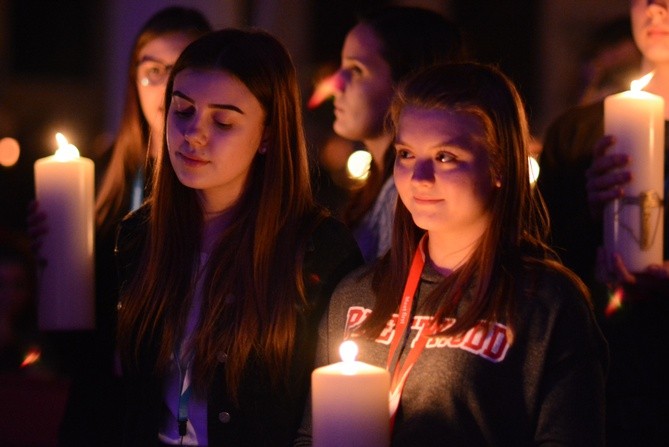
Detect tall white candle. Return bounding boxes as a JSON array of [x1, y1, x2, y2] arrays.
[[604, 72, 665, 272], [34, 133, 95, 330], [312, 341, 390, 447]]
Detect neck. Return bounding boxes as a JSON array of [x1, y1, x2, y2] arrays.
[[363, 133, 393, 170], [425, 222, 488, 276]]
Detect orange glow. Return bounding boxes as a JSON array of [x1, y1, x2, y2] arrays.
[[307, 72, 342, 109], [0, 137, 20, 167], [20, 348, 42, 367], [605, 286, 624, 317]]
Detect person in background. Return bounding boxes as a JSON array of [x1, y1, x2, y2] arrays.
[[28, 7, 212, 446], [538, 0, 669, 445], [115, 28, 363, 446], [297, 62, 608, 446], [329, 5, 464, 263], [577, 15, 642, 106], [0, 228, 39, 373]]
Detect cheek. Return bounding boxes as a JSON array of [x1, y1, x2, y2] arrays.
[[165, 116, 182, 148], [393, 163, 412, 194]]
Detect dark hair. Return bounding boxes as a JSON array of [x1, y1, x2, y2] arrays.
[[95, 7, 211, 234], [360, 6, 464, 83], [118, 28, 321, 403], [344, 6, 464, 227], [362, 62, 573, 336]]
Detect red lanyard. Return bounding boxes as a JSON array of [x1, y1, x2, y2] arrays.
[[387, 235, 434, 426]]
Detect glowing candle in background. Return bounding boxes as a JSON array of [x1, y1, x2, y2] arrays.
[[311, 341, 390, 447], [604, 72, 665, 272], [34, 133, 95, 330]]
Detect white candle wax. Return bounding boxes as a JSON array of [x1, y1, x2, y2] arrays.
[[312, 341, 390, 447], [604, 76, 665, 272], [34, 133, 95, 330]]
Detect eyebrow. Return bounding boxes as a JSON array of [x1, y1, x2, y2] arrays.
[[394, 134, 477, 152], [137, 55, 169, 65], [172, 91, 245, 114]]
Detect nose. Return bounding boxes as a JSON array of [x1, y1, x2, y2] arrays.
[[183, 118, 206, 148], [332, 69, 348, 94], [412, 158, 435, 184]]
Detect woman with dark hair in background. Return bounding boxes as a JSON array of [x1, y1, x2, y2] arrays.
[[331, 5, 464, 263]]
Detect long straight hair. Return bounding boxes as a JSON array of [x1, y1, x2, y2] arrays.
[[363, 63, 574, 337], [95, 7, 211, 235], [117, 29, 321, 402]]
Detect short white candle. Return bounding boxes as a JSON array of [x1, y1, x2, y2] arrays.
[[312, 340, 390, 447], [34, 133, 95, 330], [604, 72, 665, 272]]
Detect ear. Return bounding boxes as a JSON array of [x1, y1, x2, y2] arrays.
[[258, 129, 270, 154]]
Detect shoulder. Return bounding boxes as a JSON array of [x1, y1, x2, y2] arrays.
[[518, 259, 594, 320], [329, 262, 376, 308]]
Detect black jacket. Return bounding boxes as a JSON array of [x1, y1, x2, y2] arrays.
[[115, 205, 363, 446]]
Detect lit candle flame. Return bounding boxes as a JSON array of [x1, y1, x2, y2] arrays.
[[20, 348, 41, 368], [54, 132, 80, 161], [340, 340, 359, 363], [630, 71, 655, 92]]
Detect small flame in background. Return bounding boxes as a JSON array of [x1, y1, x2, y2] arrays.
[[605, 286, 624, 317], [20, 348, 42, 368], [630, 71, 654, 92], [308, 72, 343, 109]]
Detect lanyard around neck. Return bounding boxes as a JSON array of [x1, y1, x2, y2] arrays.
[[386, 235, 435, 425]]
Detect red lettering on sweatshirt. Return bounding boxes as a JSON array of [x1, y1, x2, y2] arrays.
[[344, 307, 512, 363]]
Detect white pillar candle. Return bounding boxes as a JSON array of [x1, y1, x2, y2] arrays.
[[34, 133, 95, 330], [604, 72, 665, 272], [312, 341, 390, 447]]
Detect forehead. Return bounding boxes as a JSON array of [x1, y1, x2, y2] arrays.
[[342, 23, 387, 65], [172, 69, 264, 112], [138, 32, 195, 63], [397, 106, 486, 146]]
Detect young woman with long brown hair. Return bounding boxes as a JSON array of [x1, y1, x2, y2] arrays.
[[116, 28, 362, 446]]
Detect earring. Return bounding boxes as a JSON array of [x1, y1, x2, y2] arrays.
[[259, 146, 267, 154], [494, 179, 502, 188]]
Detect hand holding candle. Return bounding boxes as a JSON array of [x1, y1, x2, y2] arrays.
[[603, 72, 665, 272], [311, 340, 390, 447], [34, 133, 95, 330]]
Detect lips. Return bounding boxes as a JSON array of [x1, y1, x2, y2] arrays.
[[646, 27, 669, 37], [177, 151, 208, 167], [413, 196, 443, 205]]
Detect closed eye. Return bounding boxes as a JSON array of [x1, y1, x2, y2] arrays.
[[172, 106, 194, 118]]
